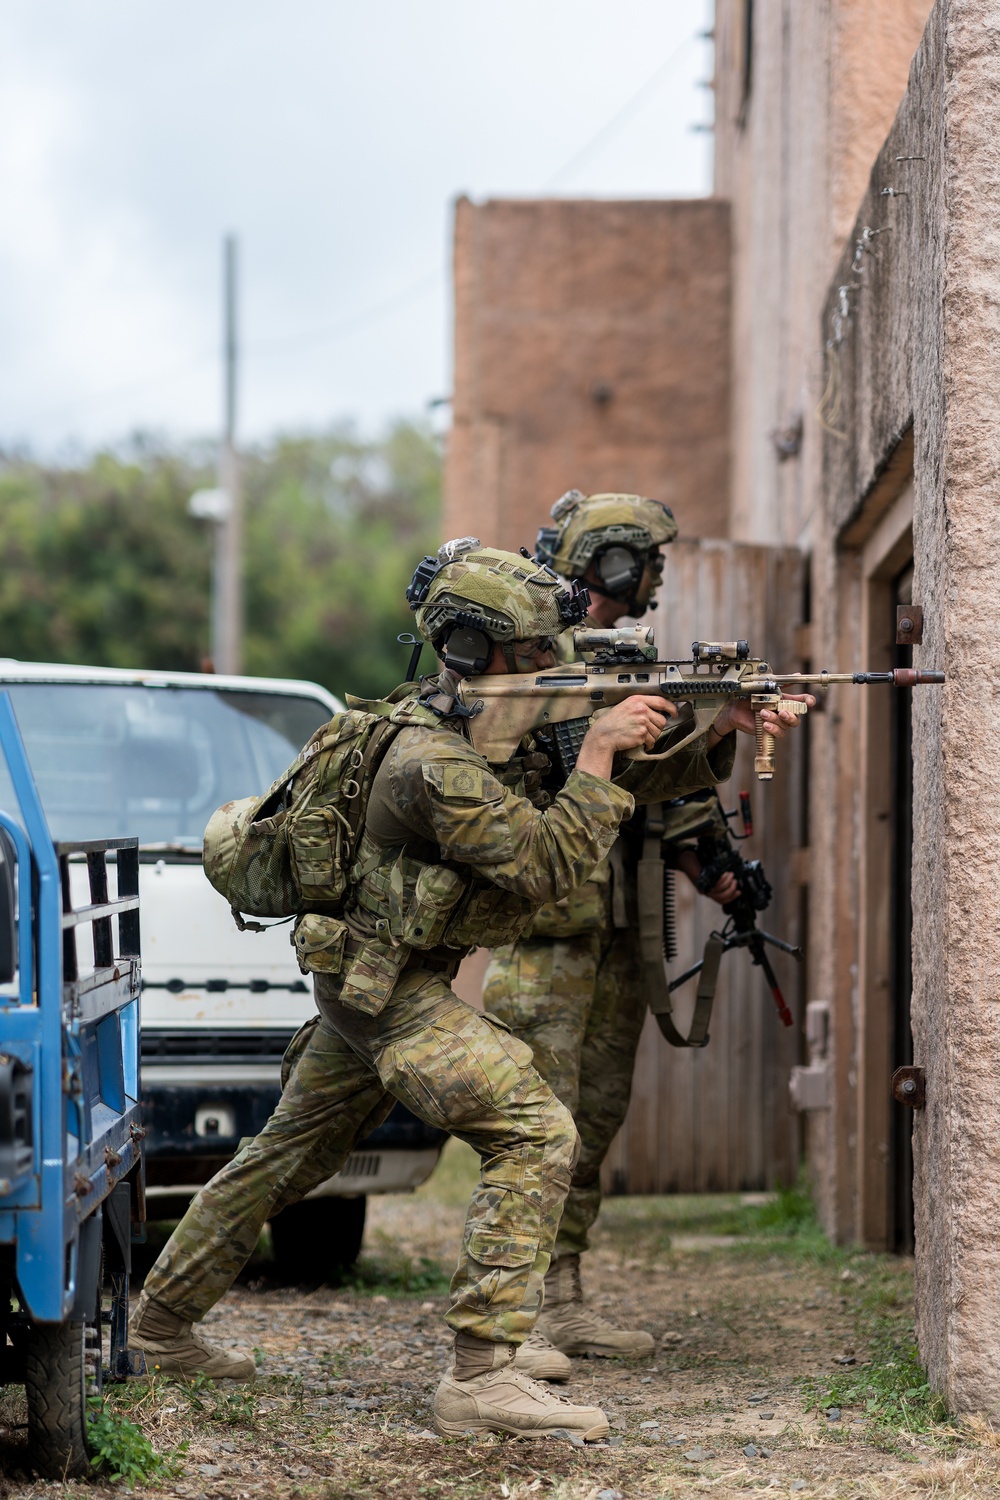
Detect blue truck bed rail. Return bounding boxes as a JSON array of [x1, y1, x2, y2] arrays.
[[0, 691, 145, 1474]]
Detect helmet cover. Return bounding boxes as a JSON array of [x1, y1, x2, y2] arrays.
[[536, 491, 678, 580], [407, 538, 588, 657]]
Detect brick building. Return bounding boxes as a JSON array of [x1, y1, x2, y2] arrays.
[[444, 0, 998, 1413]]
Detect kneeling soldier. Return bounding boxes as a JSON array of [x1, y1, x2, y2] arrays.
[[130, 540, 742, 1440]]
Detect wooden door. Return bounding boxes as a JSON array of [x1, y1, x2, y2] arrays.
[[601, 537, 806, 1193]]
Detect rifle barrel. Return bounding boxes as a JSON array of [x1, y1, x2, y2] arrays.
[[775, 669, 945, 687]]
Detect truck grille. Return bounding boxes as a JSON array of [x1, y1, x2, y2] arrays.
[[140, 1029, 296, 1066]]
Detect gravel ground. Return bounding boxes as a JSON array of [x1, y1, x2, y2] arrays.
[[1, 1141, 998, 1498]]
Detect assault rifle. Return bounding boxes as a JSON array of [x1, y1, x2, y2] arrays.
[[455, 626, 945, 780]]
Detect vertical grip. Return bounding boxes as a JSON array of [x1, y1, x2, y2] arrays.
[[752, 693, 778, 780]]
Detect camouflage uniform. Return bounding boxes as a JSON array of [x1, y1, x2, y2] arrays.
[[484, 629, 732, 1264], [140, 669, 725, 1346]]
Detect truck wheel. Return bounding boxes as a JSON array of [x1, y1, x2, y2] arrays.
[[270, 1196, 367, 1283], [24, 1318, 100, 1479]]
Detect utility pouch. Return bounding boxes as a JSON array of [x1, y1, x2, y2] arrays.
[[445, 883, 537, 948], [400, 864, 466, 949], [339, 936, 412, 1017], [292, 912, 349, 975], [289, 805, 350, 895]]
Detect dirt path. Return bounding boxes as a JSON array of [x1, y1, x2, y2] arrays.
[[2, 1142, 998, 1498]]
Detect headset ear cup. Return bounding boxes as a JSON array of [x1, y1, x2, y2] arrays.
[[596, 545, 643, 597], [443, 625, 492, 675]]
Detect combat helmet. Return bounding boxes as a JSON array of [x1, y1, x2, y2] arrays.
[[406, 536, 589, 674], [535, 491, 678, 615]]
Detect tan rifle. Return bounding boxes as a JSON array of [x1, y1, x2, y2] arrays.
[[455, 628, 946, 780]]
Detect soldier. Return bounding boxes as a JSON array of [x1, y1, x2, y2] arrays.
[[129, 540, 797, 1439], [484, 492, 777, 1370]]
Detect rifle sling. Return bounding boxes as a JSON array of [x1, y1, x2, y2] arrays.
[[637, 831, 720, 1048]]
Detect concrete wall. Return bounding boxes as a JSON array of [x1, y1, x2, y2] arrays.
[[713, 0, 932, 545], [444, 198, 731, 550], [807, 0, 1000, 1414]]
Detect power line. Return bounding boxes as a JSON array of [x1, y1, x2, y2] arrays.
[[247, 266, 442, 360], [541, 33, 697, 190]]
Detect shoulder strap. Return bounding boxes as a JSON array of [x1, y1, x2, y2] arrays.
[[638, 805, 719, 1048]]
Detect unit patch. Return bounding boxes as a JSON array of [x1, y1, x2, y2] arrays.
[[441, 765, 484, 802]]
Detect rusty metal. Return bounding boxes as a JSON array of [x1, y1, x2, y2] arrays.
[[896, 604, 924, 645], [892, 1064, 925, 1109]]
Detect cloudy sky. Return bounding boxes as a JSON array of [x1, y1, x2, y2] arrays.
[[0, 2, 713, 454]]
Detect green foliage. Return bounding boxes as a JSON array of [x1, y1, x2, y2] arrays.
[[743, 1182, 821, 1238], [803, 1328, 949, 1442], [346, 1229, 450, 1295], [180, 1371, 259, 1425], [0, 421, 441, 700], [87, 1397, 187, 1484]]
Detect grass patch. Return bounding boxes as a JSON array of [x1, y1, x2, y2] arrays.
[[87, 1397, 187, 1484], [803, 1326, 949, 1446], [346, 1228, 451, 1295]]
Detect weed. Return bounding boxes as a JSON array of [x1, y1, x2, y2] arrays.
[[346, 1230, 450, 1295], [87, 1398, 187, 1484], [803, 1330, 949, 1444], [171, 1371, 258, 1426]]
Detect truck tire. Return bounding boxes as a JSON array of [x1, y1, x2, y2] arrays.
[[24, 1319, 99, 1479], [269, 1195, 367, 1283]]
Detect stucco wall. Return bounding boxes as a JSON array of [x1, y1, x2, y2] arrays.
[[713, 0, 932, 546], [444, 198, 731, 550], [814, 0, 1000, 1414]]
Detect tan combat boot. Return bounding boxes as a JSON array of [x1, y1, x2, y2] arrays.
[[513, 1328, 572, 1381], [536, 1254, 654, 1358], [128, 1292, 257, 1381], [434, 1334, 607, 1440]]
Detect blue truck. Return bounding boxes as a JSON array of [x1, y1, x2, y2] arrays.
[[0, 693, 145, 1477]]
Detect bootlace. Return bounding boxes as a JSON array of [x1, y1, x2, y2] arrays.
[[521, 1329, 559, 1351], [503, 1368, 581, 1407]]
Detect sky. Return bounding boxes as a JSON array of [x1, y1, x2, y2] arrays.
[[0, 2, 714, 456]]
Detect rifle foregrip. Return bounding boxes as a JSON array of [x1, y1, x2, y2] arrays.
[[753, 713, 775, 781]]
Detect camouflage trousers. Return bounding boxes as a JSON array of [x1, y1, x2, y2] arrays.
[[483, 925, 646, 1261], [141, 966, 578, 1345]]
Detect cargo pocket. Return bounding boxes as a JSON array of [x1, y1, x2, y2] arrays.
[[292, 913, 349, 975], [467, 1150, 540, 1267], [280, 1015, 321, 1090], [429, 1021, 533, 1107]]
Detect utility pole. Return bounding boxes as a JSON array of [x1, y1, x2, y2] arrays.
[[216, 233, 243, 675]]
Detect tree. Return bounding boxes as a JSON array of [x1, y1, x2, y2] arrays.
[[0, 421, 442, 699]]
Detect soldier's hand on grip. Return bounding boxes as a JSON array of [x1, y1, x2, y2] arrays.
[[576, 695, 678, 780]]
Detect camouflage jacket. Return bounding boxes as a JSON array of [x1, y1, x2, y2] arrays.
[[524, 629, 734, 938], [298, 670, 728, 1014]]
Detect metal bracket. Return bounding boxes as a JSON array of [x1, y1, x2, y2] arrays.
[[896, 605, 924, 645], [892, 1064, 925, 1109]]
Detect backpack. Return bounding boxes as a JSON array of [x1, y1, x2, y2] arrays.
[[203, 706, 411, 932]]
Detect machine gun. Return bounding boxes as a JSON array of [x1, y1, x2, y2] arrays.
[[664, 789, 801, 1042], [634, 787, 802, 1048], [455, 626, 945, 780]]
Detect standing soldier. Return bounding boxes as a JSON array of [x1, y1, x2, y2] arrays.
[[485, 492, 747, 1371], [130, 541, 784, 1440]]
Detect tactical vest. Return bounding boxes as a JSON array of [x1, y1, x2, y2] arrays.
[[290, 699, 539, 1019]]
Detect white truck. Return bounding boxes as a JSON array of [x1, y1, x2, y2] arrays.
[[0, 662, 445, 1278]]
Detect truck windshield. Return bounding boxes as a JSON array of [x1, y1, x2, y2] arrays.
[[0, 684, 331, 847]]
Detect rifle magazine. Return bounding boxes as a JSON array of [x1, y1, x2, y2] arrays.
[[551, 716, 591, 779]]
